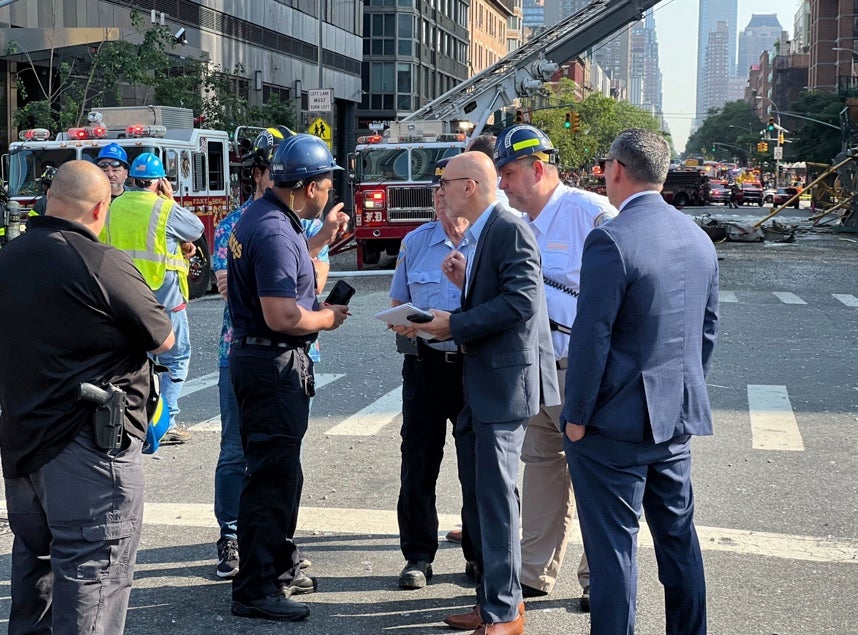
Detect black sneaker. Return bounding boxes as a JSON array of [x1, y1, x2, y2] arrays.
[[398, 560, 433, 589], [281, 571, 317, 596], [231, 595, 309, 622], [216, 537, 239, 579]]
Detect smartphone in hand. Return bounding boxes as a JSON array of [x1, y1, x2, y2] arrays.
[[324, 280, 355, 305], [406, 309, 433, 323]]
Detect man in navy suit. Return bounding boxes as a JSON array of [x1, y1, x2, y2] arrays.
[[561, 128, 719, 635], [408, 151, 559, 635]]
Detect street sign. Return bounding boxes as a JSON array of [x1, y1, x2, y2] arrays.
[[308, 117, 332, 149], [773, 146, 783, 160], [308, 89, 332, 112]]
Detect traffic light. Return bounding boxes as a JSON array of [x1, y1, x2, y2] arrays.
[[564, 112, 571, 129], [767, 117, 776, 136], [515, 109, 523, 123], [778, 132, 785, 145], [571, 112, 580, 133], [757, 141, 769, 153]]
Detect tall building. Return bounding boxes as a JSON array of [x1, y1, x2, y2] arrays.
[[695, 0, 737, 126], [359, 1, 469, 131], [737, 14, 784, 79], [699, 21, 732, 119], [808, 0, 858, 93], [629, 9, 663, 116], [523, 0, 545, 30]]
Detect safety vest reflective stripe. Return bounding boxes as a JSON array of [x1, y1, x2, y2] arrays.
[[102, 192, 190, 299]]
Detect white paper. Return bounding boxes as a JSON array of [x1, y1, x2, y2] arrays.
[[374, 303, 435, 339]]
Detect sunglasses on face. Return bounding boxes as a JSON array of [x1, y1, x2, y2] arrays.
[[98, 160, 125, 169]]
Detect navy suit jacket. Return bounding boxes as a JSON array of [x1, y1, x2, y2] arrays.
[[561, 192, 719, 444], [450, 204, 560, 424]]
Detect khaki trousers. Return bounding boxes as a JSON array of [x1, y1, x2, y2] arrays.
[[520, 366, 589, 592]]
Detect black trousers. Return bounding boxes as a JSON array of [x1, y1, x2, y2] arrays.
[[229, 344, 310, 601], [397, 348, 464, 562]]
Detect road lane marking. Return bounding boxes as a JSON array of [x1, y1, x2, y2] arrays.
[[323, 388, 401, 436], [719, 291, 738, 303], [772, 292, 806, 305], [178, 372, 218, 398], [833, 293, 858, 307], [187, 373, 346, 431], [5, 501, 852, 565], [747, 385, 805, 451]]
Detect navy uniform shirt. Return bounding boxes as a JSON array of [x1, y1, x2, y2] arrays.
[[226, 188, 317, 347]]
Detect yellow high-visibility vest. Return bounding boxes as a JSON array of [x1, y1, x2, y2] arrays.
[[101, 191, 190, 300]]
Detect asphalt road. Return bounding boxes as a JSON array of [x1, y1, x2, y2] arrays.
[[1, 204, 857, 634]]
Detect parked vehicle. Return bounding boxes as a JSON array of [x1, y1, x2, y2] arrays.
[[773, 187, 801, 208], [740, 182, 764, 206], [708, 180, 731, 205]]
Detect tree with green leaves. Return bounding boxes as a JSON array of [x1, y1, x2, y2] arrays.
[[525, 78, 666, 168], [785, 91, 843, 164], [683, 100, 764, 164], [7, 3, 294, 137]]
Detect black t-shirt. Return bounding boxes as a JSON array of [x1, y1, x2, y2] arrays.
[[0, 216, 173, 478]]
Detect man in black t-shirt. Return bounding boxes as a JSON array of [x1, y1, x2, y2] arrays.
[[0, 161, 174, 634]]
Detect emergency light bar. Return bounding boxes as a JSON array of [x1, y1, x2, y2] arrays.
[[18, 128, 51, 141], [357, 135, 383, 144], [126, 124, 167, 138], [67, 126, 108, 139]]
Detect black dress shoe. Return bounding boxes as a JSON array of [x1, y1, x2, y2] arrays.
[[521, 583, 549, 598], [231, 595, 310, 621], [398, 560, 433, 589], [281, 571, 318, 596], [465, 560, 481, 582], [580, 586, 590, 612]]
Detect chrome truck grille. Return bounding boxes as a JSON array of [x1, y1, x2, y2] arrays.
[[387, 186, 435, 223]]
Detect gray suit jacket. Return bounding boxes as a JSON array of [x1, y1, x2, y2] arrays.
[[561, 192, 719, 443], [450, 204, 560, 423]]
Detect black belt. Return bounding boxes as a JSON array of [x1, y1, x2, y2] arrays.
[[242, 336, 311, 352], [417, 341, 461, 364]]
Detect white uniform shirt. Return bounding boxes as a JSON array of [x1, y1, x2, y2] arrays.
[[526, 184, 618, 359]]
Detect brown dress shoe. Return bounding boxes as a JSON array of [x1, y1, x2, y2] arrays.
[[471, 614, 525, 635], [446, 529, 463, 543], [444, 603, 525, 631]]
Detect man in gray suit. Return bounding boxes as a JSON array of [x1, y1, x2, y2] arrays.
[[562, 128, 719, 634], [405, 151, 559, 635]]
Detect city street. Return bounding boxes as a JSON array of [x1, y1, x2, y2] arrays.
[[1, 206, 857, 634]]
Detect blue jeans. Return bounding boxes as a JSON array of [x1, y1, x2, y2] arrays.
[[156, 308, 191, 427], [215, 366, 244, 540]]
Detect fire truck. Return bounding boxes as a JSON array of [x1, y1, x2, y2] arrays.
[[4, 106, 259, 298], [347, 0, 661, 268]]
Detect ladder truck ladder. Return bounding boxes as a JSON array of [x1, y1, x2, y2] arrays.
[[404, 0, 661, 135]]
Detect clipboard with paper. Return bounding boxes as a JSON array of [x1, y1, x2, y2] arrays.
[[374, 303, 435, 339]]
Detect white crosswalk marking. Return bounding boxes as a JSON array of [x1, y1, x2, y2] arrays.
[[188, 373, 346, 431], [324, 388, 402, 436], [747, 385, 805, 451], [832, 293, 858, 307], [178, 371, 219, 398], [719, 290, 738, 303], [772, 291, 806, 305]]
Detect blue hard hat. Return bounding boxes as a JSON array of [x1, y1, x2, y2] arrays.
[[130, 152, 166, 179], [494, 124, 557, 170], [97, 143, 129, 169], [431, 158, 450, 187], [270, 133, 342, 186]]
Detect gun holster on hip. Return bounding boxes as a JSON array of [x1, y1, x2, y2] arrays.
[[77, 382, 127, 451]]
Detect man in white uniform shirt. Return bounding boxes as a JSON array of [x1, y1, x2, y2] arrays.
[[494, 124, 617, 611]]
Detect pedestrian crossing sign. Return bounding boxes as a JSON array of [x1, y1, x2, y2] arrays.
[[308, 117, 332, 149]]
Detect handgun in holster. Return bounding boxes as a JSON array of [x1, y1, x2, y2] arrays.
[[77, 382, 127, 451]]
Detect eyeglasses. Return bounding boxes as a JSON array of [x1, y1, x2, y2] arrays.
[[438, 177, 479, 190], [605, 157, 626, 167], [98, 160, 125, 170]]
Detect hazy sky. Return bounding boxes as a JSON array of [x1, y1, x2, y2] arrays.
[[653, 0, 801, 151]]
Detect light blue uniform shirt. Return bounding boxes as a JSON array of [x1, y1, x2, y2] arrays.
[[390, 220, 471, 352]]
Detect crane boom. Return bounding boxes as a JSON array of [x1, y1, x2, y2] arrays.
[[404, 0, 662, 134]]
